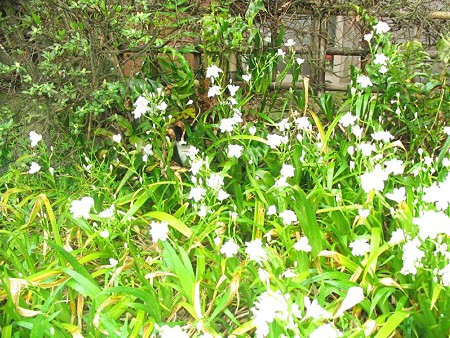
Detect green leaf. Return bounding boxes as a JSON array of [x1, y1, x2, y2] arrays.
[[130, 309, 145, 338], [374, 311, 410, 338], [162, 241, 196, 305], [292, 186, 323, 257], [48, 242, 101, 299], [63, 268, 101, 299], [29, 314, 44, 338], [103, 286, 162, 321], [437, 33, 450, 64], [119, 182, 176, 222], [362, 227, 388, 284], [209, 288, 232, 321], [438, 135, 450, 165]]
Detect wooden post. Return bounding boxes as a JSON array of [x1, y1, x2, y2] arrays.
[[310, 13, 328, 95], [317, 15, 328, 95]]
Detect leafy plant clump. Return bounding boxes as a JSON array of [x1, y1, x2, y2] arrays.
[[1, 4, 450, 338]]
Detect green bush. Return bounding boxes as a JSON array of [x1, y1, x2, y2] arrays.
[[1, 2, 450, 337]]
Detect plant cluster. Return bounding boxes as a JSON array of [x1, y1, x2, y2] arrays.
[[1, 1, 450, 338]]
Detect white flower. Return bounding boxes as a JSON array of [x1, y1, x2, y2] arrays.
[[112, 134, 121, 143], [274, 176, 289, 188], [444, 126, 450, 135], [296, 57, 305, 65], [132, 96, 150, 119], [156, 101, 168, 111], [384, 158, 404, 175], [373, 21, 390, 34], [220, 239, 240, 258], [228, 84, 240, 96], [251, 289, 297, 338], [385, 187, 406, 203], [347, 146, 355, 156], [249, 126, 257, 135], [198, 204, 207, 218], [228, 97, 237, 106], [277, 118, 290, 132], [70, 196, 95, 219], [280, 164, 295, 178], [198, 333, 214, 338], [349, 238, 371, 256], [187, 146, 199, 159], [206, 64, 223, 79], [304, 297, 332, 319], [208, 85, 222, 97], [207, 173, 224, 191], [142, 144, 153, 162], [358, 142, 376, 156], [389, 228, 407, 245], [379, 65, 388, 74], [351, 125, 364, 138], [150, 221, 169, 242], [284, 39, 296, 47], [189, 186, 206, 202], [190, 159, 203, 176], [267, 205, 277, 216], [158, 324, 189, 338], [227, 144, 243, 159], [99, 229, 110, 238], [400, 237, 424, 275], [295, 117, 312, 131], [29, 131, 42, 148], [99, 205, 115, 218], [294, 237, 311, 252], [439, 263, 450, 286], [231, 111, 242, 124], [413, 210, 450, 240], [364, 33, 373, 42], [282, 269, 298, 278], [336, 286, 364, 316], [245, 239, 268, 265], [242, 74, 251, 82], [339, 112, 357, 128], [356, 75, 373, 88], [230, 211, 238, 221], [217, 189, 229, 201], [422, 174, 450, 210], [277, 48, 285, 57], [258, 268, 270, 285], [358, 208, 370, 219], [279, 209, 297, 225], [220, 117, 237, 133], [310, 323, 343, 338], [371, 130, 394, 142], [349, 160, 355, 171], [360, 164, 388, 193], [373, 53, 389, 66], [28, 161, 41, 174], [109, 258, 119, 267], [266, 134, 287, 149]]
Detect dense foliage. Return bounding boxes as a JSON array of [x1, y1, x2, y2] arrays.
[[1, 1, 450, 337]]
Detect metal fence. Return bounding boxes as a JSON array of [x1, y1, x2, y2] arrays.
[[224, 1, 450, 93]]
